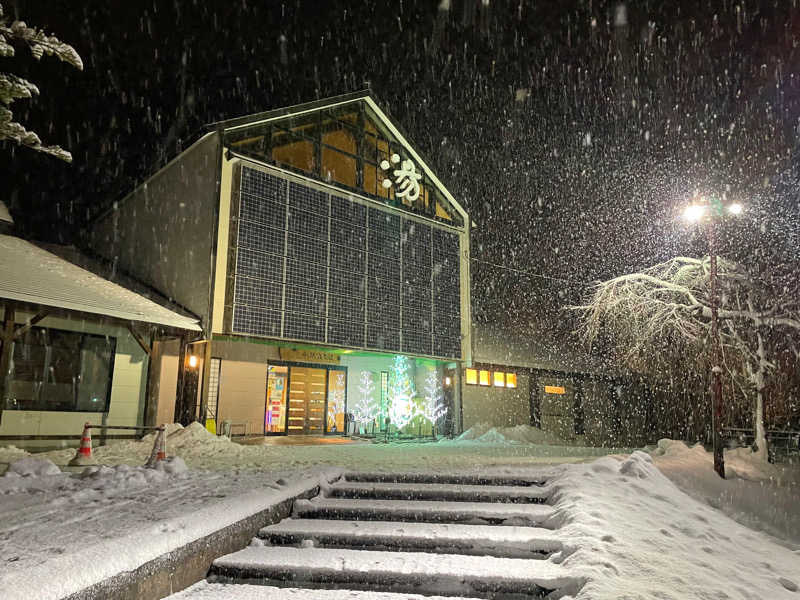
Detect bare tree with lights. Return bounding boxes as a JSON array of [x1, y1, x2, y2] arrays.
[[419, 368, 447, 436], [0, 3, 83, 161], [351, 370, 378, 432], [573, 256, 800, 462]]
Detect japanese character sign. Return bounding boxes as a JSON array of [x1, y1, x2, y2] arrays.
[[380, 153, 422, 204]]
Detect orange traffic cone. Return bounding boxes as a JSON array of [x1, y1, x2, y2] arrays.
[[145, 427, 167, 468], [68, 422, 94, 466]]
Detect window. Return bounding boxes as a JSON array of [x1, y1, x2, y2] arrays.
[[464, 368, 518, 389], [222, 102, 464, 226], [3, 326, 115, 412], [465, 368, 477, 385]]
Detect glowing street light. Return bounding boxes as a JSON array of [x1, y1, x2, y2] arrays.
[[727, 202, 743, 215], [683, 204, 706, 221], [682, 195, 743, 479]]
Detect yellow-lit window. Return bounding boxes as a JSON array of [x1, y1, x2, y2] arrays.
[[506, 373, 517, 388], [493, 371, 505, 387], [465, 368, 478, 385], [479, 370, 490, 386]]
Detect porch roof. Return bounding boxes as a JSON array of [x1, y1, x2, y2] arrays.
[[0, 234, 201, 331]]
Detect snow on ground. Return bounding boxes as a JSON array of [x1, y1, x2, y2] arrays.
[[651, 439, 800, 548], [0, 426, 798, 599], [548, 450, 800, 599], [0, 422, 631, 473]]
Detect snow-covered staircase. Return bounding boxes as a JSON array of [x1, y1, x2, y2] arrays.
[[196, 472, 582, 599]]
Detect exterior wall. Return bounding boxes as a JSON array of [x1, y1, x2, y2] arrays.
[[89, 133, 220, 330], [210, 339, 279, 435], [216, 359, 267, 436], [0, 308, 148, 449], [581, 379, 616, 446], [461, 372, 530, 430], [536, 375, 576, 441], [154, 339, 180, 427]]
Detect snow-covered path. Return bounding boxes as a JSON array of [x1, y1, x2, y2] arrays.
[[0, 426, 798, 599]]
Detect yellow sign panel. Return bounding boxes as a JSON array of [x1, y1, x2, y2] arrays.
[[544, 385, 566, 395], [279, 348, 341, 365]]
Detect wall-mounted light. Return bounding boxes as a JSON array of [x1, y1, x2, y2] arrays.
[[188, 355, 199, 368], [444, 376, 452, 386]]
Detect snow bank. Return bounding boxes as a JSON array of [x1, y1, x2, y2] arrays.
[[6, 456, 61, 477], [452, 422, 567, 445], [546, 451, 800, 598], [650, 438, 800, 547]]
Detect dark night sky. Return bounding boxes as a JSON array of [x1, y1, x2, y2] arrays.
[[3, 0, 800, 323]]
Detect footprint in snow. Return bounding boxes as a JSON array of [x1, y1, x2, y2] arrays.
[[779, 577, 798, 592]]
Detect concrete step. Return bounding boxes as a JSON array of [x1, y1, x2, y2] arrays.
[[171, 581, 486, 599], [326, 481, 549, 504], [210, 546, 577, 598], [292, 497, 556, 527], [343, 471, 548, 487], [259, 518, 561, 558]]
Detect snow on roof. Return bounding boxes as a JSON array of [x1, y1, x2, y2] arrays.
[[0, 234, 201, 331]]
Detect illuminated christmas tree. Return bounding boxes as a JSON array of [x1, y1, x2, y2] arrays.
[[351, 370, 378, 427], [388, 355, 415, 430]]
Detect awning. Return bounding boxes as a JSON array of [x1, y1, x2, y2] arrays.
[[0, 234, 201, 331]]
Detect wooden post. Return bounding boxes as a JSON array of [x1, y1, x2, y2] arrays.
[[142, 330, 160, 427], [0, 303, 16, 424], [174, 335, 188, 425], [198, 339, 213, 427]]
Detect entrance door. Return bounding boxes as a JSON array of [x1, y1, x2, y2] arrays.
[[287, 366, 326, 434]]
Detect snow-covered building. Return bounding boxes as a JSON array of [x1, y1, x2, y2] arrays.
[[464, 321, 644, 446], [0, 204, 201, 449], [89, 92, 471, 438]]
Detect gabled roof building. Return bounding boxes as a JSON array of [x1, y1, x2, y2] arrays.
[[89, 92, 472, 437]]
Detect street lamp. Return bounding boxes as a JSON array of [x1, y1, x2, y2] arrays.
[[682, 195, 743, 479]]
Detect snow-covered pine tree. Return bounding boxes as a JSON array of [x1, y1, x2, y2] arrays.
[[351, 370, 377, 429], [420, 368, 447, 429], [0, 3, 83, 161], [387, 355, 415, 430]]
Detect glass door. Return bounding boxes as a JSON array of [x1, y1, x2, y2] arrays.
[[287, 366, 327, 434]]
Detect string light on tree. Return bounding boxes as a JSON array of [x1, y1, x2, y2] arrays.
[[352, 370, 378, 426], [388, 355, 416, 430], [420, 368, 447, 427]]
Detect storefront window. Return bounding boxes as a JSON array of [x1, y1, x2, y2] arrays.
[[506, 373, 518, 388], [3, 326, 115, 412], [493, 371, 505, 387], [479, 370, 490, 386], [326, 369, 347, 433], [265, 365, 287, 433]]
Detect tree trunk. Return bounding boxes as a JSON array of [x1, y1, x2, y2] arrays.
[[752, 332, 768, 462]]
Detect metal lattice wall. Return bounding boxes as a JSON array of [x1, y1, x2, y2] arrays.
[[231, 166, 462, 359]]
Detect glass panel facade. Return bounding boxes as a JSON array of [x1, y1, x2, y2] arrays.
[[231, 166, 463, 359], [3, 326, 115, 412]]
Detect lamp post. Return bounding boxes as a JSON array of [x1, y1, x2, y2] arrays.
[[683, 197, 742, 479]]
